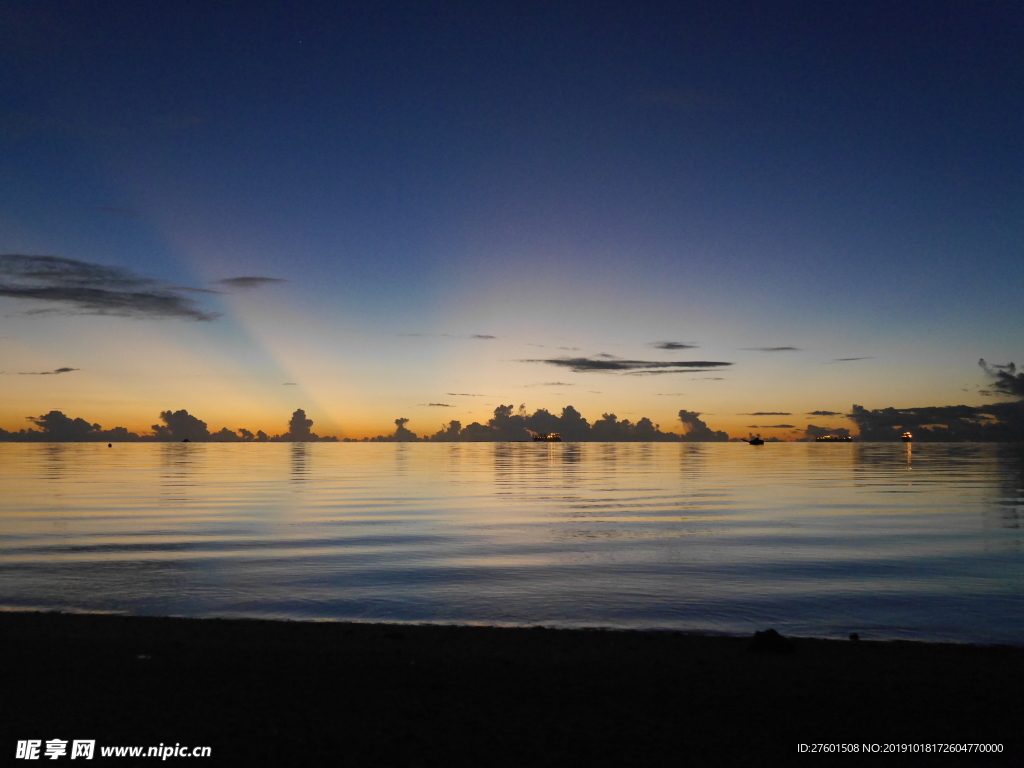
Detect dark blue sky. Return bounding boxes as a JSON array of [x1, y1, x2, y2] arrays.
[[2, 0, 1022, 436]]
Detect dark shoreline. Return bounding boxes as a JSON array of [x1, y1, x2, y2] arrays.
[[3, 612, 1022, 765]]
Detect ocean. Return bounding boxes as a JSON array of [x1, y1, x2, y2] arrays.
[[1, 441, 1021, 644]]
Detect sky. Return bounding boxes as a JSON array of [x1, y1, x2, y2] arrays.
[[1, 0, 1022, 439]]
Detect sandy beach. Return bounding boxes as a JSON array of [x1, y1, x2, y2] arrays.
[[2, 612, 1021, 765]]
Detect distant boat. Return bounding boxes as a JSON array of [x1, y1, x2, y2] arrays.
[[743, 436, 764, 445], [902, 432, 913, 442], [529, 431, 562, 442], [815, 435, 852, 442]]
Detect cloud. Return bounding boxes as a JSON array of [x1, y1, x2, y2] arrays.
[[656, 393, 687, 396], [446, 392, 488, 397], [525, 381, 575, 387], [19, 366, 79, 375], [652, 341, 699, 350], [742, 346, 800, 352], [0, 254, 219, 321], [398, 333, 495, 341], [283, 382, 297, 386], [761, 424, 795, 429], [848, 401, 1024, 441], [214, 276, 287, 290], [693, 377, 725, 380], [827, 357, 872, 363], [979, 359, 1024, 398], [741, 411, 791, 416], [524, 356, 732, 374], [171, 286, 225, 294], [832, 358, 1024, 442], [625, 369, 724, 376], [423, 403, 454, 407], [558, 346, 580, 351], [808, 410, 841, 416], [678, 410, 729, 441]]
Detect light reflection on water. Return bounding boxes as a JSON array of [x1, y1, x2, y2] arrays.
[[1, 442, 1022, 644]]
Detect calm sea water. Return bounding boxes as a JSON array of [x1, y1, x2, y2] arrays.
[[1, 442, 1022, 644]]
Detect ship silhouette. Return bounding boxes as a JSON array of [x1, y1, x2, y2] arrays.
[[527, 430, 562, 442]]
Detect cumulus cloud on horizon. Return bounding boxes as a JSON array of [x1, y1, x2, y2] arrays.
[[0, 254, 219, 321]]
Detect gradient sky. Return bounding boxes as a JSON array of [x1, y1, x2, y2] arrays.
[[2, 0, 1022, 439]]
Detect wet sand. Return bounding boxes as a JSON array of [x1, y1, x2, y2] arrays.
[[2, 612, 1021, 765]]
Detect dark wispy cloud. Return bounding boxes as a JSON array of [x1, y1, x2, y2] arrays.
[[446, 392, 488, 397], [626, 369, 721, 376], [18, 366, 79, 375], [524, 356, 732, 374], [171, 285, 225, 294], [693, 377, 725, 380], [808, 410, 841, 416], [748, 424, 795, 429], [742, 346, 799, 352], [656, 393, 687, 396], [652, 341, 699, 350], [979, 359, 1024, 398], [740, 411, 791, 416], [215, 276, 287, 290], [0, 254, 219, 321], [423, 403, 454, 407], [283, 382, 297, 386], [827, 357, 872, 363], [525, 381, 575, 387], [398, 333, 497, 340]]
